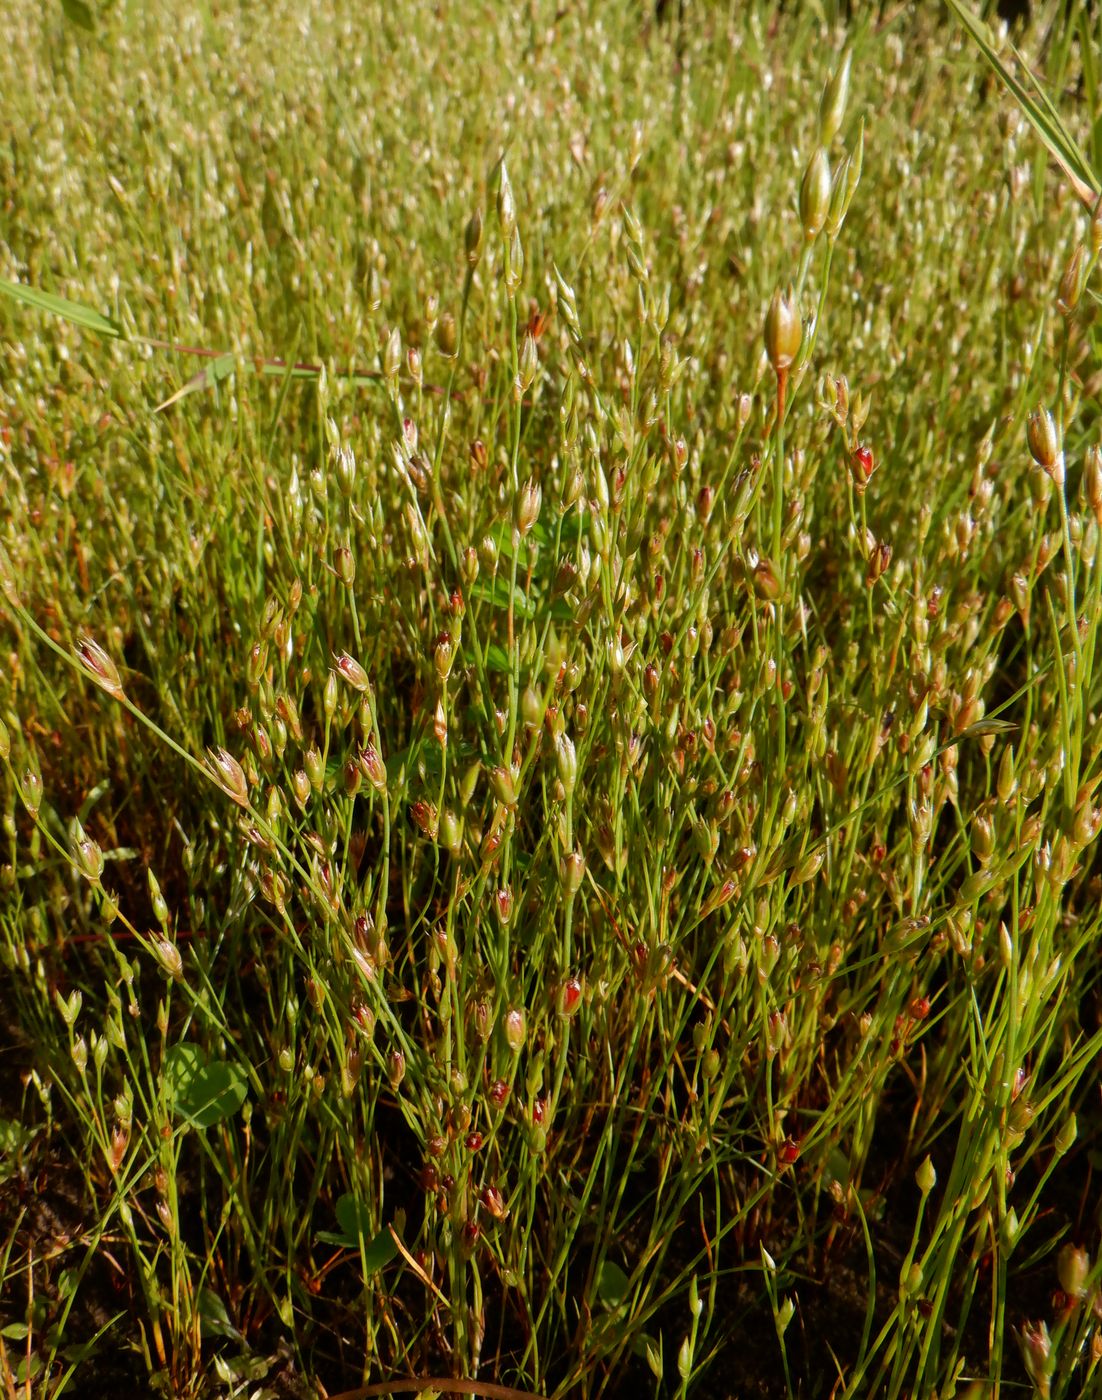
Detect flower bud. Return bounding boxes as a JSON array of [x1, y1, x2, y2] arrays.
[[439, 809, 463, 856], [799, 148, 832, 242], [465, 208, 484, 267], [1057, 243, 1087, 316], [435, 313, 458, 358], [915, 1155, 937, 1194], [434, 633, 454, 680], [1017, 1322, 1053, 1396], [1054, 1113, 1077, 1155], [819, 50, 852, 145], [1026, 407, 1059, 473], [383, 325, 402, 382], [154, 938, 184, 980], [1083, 444, 1102, 525], [517, 332, 539, 395], [206, 747, 249, 807], [556, 734, 578, 795], [71, 818, 104, 883], [497, 161, 516, 236], [514, 478, 542, 537], [1056, 1243, 1090, 1300], [764, 288, 802, 375], [334, 652, 370, 692], [75, 635, 125, 700], [334, 546, 355, 586], [560, 850, 586, 894]]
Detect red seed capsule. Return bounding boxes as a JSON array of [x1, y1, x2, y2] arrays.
[[851, 445, 875, 489]]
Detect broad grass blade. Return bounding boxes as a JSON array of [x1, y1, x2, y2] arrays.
[[944, 0, 1099, 205], [0, 276, 125, 338]]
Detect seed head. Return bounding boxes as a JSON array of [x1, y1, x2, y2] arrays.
[[764, 288, 802, 375], [514, 478, 542, 537], [71, 817, 104, 883], [206, 747, 249, 807], [334, 652, 370, 692], [1017, 1321, 1053, 1398], [1026, 407, 1061, 478], [75, 635, 124, 700]]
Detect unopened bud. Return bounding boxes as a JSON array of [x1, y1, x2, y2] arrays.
[[819, 50, 852, 145], [560, 850, 586, 894], [799, 147, 832, 242], [1057, 244, 1087, 316], [503, 1006, 526, 1053], [514, 478, 542, 537], [465, 208, 484, 266], [497, 161, 516, 236], [1026, 407, 1059, 473], [383, 325, 402, 383], [556, 734, 578, 795], [1057, 1243, 1090, 1300]]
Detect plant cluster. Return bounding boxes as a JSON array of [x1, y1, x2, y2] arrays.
[[1, 2, 1102, 1398]]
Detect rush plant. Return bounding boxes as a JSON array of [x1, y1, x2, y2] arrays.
[[1, 2, 1101, 1398]]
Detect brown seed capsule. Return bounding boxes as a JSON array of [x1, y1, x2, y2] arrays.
[[435, 313, 457, 357], [1026, 407, 1059, 473], [764, 288, 802, 374]]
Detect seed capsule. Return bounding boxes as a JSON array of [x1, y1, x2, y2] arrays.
[[799, 148, 832, 242], [764, 288, 802, 375]]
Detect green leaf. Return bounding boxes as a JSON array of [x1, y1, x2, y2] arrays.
[[596, 1260, 631, 1309], [61, 0, 95, 31], [484, 643, 511, 674], [943, 0, 1099, 203], [0, 277, 123, 339], [316, 1196, 400, 1270], [196, 1287, 243, 1342], [164, 1042, 247, 1128], [469, 576, 536, 620], [0, 1117, 36, 1182]]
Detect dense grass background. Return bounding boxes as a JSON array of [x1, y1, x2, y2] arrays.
[[2, 1, 1102, 1397]]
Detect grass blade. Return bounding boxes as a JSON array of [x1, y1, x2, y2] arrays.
[[943, 0, 1099, 204], [0, 276, 125, 338]]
